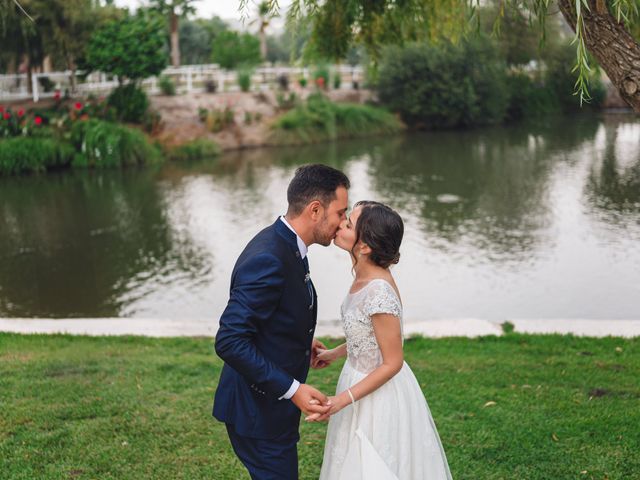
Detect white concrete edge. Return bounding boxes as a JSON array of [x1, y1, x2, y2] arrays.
[[1, 318, 639, 338]]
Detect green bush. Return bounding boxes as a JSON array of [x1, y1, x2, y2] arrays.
[[168, 139, 220, 161], [237, 69, 252, 93], [84, 14, 167, 82], [71, 119, 161, 168], [159, 75, 176, 96], [377, 38, 509, 128], [271, 93, 402, 144], [107, 84, 149, 124], [506, 73, 558, 120], [211, 30, 261, 69], [333, 73, 342, 90], [0, 137, 74, 175], [313, 65, 330, 90]]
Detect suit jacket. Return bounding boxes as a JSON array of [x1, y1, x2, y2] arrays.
[[213, 218, 318, 439]]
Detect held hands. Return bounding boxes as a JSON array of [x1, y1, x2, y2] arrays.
[[291, 383, 331, 418], [304, 391, 351, 422]]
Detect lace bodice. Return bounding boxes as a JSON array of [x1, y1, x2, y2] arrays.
[[341, 279, 403, 374]]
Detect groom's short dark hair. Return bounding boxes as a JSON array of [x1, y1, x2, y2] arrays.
[[287, 164, 350, 216]]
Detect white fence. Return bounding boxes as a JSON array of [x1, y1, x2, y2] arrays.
[[0, 64, 364, 102]]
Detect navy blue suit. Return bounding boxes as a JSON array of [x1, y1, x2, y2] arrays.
[[213, 219, 317, 479]]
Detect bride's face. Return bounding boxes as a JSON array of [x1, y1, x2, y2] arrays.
[[334, 206, 362, 252]]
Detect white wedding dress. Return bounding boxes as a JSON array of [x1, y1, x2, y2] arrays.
[[319, 279, 453, 480]]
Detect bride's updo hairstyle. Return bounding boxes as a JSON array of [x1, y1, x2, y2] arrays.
[[352, 201, 404, 268]]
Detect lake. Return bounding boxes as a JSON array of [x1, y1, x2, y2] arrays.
[[1, 114, 639, 323]]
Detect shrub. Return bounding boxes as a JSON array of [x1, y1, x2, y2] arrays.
[[0, 137, 74, 175], [505, 73, 558, 120], [313, 65, 330, 90], [107, 84, 149, 124], [168, 138, 220, 161], [200, 106, 235, 132], [271, 93, 402, 144], [237, 69, 252, 93], [276, 92, 299, 111], [377, 38, 509, 128], [277, 74, 289, 91], [333, 73, 342, 90], [211, 31, 261, 69], [71, 119, 160, 168], [159, 75, 176, 96], [84, 14, 167, 82]]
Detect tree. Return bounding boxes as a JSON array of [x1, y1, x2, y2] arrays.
[[249, 0, 640, 112], [148, 0, 197, 67], [250, 1, 276, 61], [179, 16, 228, 64], [211, 30, 261, 69], [84, 13, 167, 84]]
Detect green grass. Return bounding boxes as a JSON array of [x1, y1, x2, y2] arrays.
[[0, 137, 75, 175], [167, 138, 220, 161], [271, 93, 403, 145], [1, 333, 638, 479]]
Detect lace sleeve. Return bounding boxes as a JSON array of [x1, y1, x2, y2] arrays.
[[363, 280, 402, 319]]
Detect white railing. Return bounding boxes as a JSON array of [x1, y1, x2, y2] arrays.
[[0, 64, 364, 102]]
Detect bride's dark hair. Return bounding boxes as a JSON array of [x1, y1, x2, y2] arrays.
[[351, 201, 404, 269]]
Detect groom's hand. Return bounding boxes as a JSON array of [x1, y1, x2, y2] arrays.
[[291, 384, 331, 417]]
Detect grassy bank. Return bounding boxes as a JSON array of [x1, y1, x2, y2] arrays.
[[1, 333, 638, 479], [271, 93, 403, 145]]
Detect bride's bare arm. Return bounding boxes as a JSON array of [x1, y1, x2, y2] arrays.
[[307, 314, 403, 421]]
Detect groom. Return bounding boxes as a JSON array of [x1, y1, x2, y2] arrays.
[[213, 164, 350, 479]]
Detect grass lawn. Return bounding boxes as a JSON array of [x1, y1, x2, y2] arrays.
[[1, 332, 638, 479]]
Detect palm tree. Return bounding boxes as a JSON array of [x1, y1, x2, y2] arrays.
[[149, 0, 197, 67]]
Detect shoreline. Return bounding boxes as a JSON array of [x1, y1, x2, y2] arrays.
[[1, 317, 640, 338]]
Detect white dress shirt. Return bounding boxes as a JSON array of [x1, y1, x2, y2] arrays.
[[277, 216, 307, 400]]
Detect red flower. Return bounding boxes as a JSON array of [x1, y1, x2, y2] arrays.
[[315, 77, 325, 87], [34, 116, 43, 125], [54, 91, 61, 100], [75, 102, 83, 110], [18, 109, 24, 117], [3, 113, 10, 120]]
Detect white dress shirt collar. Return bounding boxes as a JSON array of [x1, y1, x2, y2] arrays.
[[279, 216, 308, 259]]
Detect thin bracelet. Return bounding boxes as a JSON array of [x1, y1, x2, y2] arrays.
[[346, 388, 356, 405]]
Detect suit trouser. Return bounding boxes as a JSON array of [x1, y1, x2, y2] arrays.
[[226, 423, 299, 480]]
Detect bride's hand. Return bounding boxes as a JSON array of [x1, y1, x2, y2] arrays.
[[305, 393, 350, 422], [313, 347, 337, 368]]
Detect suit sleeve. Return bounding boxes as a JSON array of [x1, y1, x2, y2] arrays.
[[214, 252, 293, 398]]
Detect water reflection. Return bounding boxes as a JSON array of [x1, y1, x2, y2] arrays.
[[0, 114, 639, 320], [0, 169, 211, 317]]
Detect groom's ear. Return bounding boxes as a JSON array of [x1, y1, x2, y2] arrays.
[[308, 200, 323, 221]]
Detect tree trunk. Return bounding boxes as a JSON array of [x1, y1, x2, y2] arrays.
[[260, 26, 267, 61], [557, 0, 640, 112], [170, 11, 180, 67]]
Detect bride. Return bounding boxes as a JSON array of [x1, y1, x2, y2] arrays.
[[310, 200, 453, 479]]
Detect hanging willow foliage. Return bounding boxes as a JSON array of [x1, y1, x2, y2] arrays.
[[242, 0, 640, 109]]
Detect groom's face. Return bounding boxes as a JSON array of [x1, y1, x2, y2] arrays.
[[313, 186, 349, 246]]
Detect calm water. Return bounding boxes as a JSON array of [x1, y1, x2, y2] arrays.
[[1, 114, 639, 323]]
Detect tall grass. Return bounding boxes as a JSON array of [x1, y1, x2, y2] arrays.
[[71, 119, 161, 168], [168, 138, 220, 161], [0, 137, 75, 175], [271, 93, 402, 145]]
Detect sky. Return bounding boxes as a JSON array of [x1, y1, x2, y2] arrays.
[[113, 0, 291, 31]]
